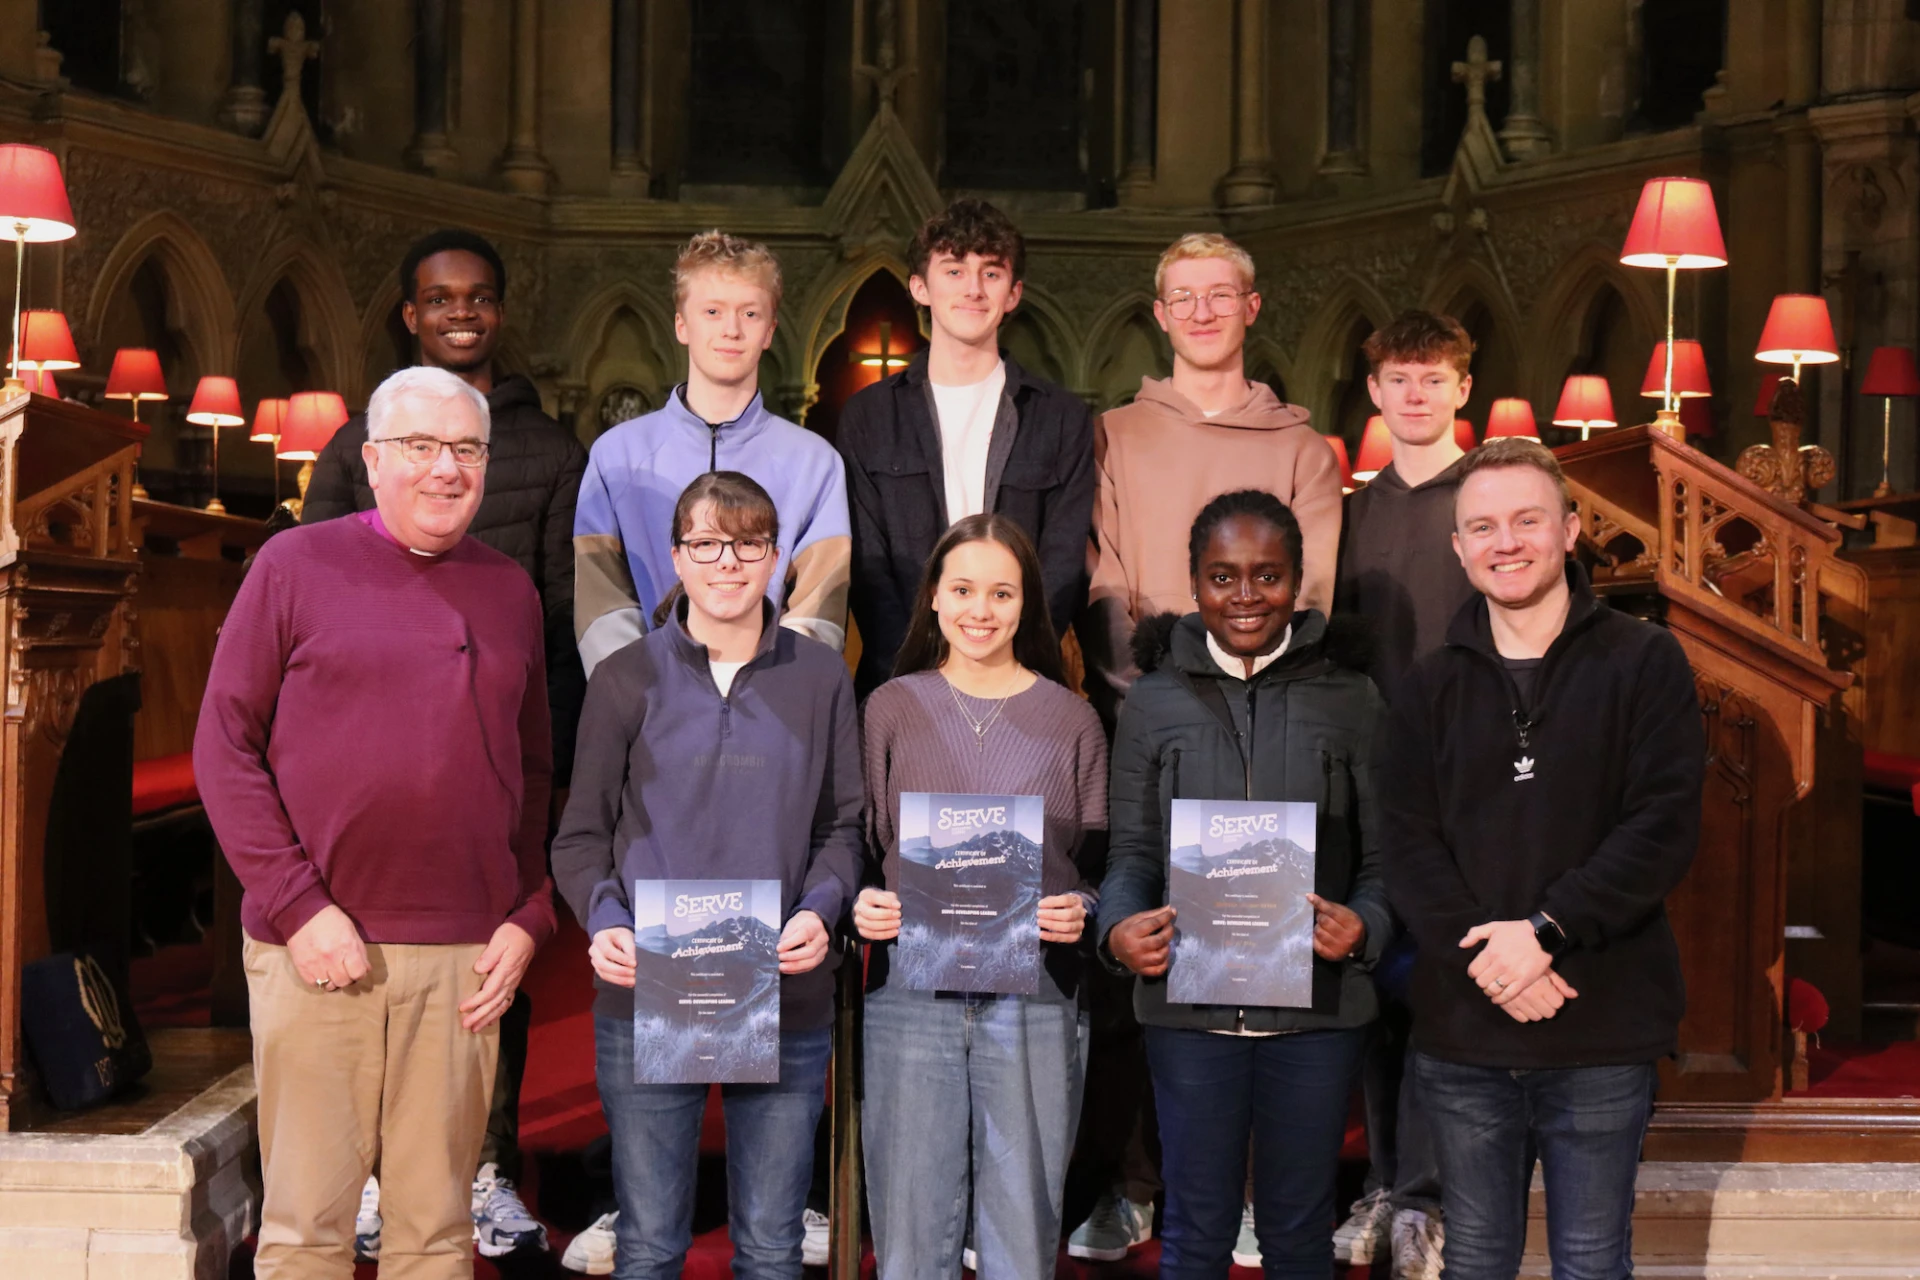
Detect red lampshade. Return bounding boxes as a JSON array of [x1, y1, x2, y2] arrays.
[[0, 144, 76, 242], [22, 366, 58, 397], [104, 348, 168, 401], [1485, 398, 1539, 440], [1353, 415, 1393, 482], [1619, 177, 1726, 269], [1639, 340, 1712, 399], [276, 390, 350, 460], [1860, 346, 1920, 398], [1754, 371, 1785, 416], [1322, 434, 1354, 492], [12, 309, 79, 370], [1452, 417, 1476, 450], [1754, 294, 1839, 366], [250, 397, 290, 443], [186, 375, 246, 426], [1552, 375, 1617, 429]]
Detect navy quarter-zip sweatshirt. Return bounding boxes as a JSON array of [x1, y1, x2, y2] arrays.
[[551, 599, 864, 1030], [1379, 562, 1705, 1068]]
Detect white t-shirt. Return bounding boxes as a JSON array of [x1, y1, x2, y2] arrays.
[[710, 660, 747, 697], [931, 361, 1006, 522]]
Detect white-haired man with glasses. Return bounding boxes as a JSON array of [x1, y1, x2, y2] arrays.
[[196, 365, 556, 1279]]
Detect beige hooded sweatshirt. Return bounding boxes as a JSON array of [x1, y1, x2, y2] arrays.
[[1082, 376, 1343, 710]]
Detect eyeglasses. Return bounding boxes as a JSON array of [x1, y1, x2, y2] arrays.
[[1163, 288, 1252, 321], [373, 435, 490, 468], [677, 536, 772, 564]]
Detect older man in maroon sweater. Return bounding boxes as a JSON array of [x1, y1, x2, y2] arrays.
[[196, 365, 556, 1280]]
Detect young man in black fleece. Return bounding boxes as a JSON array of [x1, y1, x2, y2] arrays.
[[1379, 438, 1704, 1280]]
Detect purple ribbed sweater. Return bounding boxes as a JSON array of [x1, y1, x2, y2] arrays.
[[861, 671, 1108, 898], [194, 514, 556, 948]]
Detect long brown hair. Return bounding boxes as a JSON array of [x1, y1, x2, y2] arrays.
[[652, 471, 781, 629], [891, 514, 1065, 686]]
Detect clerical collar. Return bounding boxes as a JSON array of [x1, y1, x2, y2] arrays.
[[1206, 624, 1290, 680], [358, 508, 446, 557]]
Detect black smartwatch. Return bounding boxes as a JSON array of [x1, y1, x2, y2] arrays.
[[1529, 911, 1568, 957]]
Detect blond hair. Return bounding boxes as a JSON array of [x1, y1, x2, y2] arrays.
[[672, 230, 784, 313], [1154, 232, 1256, 297]]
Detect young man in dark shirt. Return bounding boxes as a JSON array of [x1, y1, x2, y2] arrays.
[[1330, 311, 1478, 1279], [1379, 439, 1704, 1280]]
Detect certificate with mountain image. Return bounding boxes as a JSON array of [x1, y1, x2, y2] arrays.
[[896, 792, 1044, 994], [1167, 800, 1316, 1008], [630, 879, 782, 1084]]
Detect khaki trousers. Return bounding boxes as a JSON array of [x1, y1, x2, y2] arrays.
[[244, 935, 499, 1280]]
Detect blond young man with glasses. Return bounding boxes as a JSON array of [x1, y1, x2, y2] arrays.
[[1082, 233, 1345, 725], [197, 366, 556, 1279]]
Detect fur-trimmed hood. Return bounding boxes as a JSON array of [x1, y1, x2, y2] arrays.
[[1129, 607, 1375, 679]]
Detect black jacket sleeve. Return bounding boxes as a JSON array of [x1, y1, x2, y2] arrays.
[[1539, 632, 1704, 947], [1094, 692, 1165, 972], [838, 394, 912, 694], [1378, 670, 1490, 968], [543, 434, 590, 787], [299, 418, 370, 524], [1344, 684, 1395, 966], [1039, 398, 1097, 638]]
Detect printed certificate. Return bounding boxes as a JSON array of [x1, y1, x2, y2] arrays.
[[1167, 800, 1316, 1008], [631, 879, 783, 1083], [896, 792, 1045, 994]]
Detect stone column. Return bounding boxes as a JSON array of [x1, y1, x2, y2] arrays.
[[500, 0, 553, 194], [610, 0, 649, 194], [1218, 0, 1276, 207], [407, 0, 457, 174], [1498, 0, 1551, 158], [1319, 0, 1364, 175], [1116, 0, 1158, 198], [218, 0, 269, 135]]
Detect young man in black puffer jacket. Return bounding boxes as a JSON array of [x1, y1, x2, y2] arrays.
[[299, 229, 585, 1264]]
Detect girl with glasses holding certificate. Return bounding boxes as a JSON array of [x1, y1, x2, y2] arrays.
[[852, 514, 1108, 1280]]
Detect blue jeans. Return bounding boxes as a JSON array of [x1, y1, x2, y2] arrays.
[[861, 977, 1088, 1280], [1145, 1025, 1367, 1279], [1416, 1054, 1657, 1280], [595, 1014, 830, 1280]]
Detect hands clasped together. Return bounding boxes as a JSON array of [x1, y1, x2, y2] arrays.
[[288, 903, 534, 1032], [850, 887, 1089, 945], [1459, 919, 1578, 1022]]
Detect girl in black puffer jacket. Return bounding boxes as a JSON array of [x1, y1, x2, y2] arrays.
[[1095, 489, 1391, 1279]]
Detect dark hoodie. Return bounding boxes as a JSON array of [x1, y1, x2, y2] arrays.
[[1379, 562, 1705, 1069], [1095, 608, 1392, 1033], [1333, 455, 1476, 703], [302, 373, 589, 782]]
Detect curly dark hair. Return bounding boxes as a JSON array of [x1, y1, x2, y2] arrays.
[[400, 229, 507, 302], [909, 198, 1026, 282], [1187, 490, 1304, 582]]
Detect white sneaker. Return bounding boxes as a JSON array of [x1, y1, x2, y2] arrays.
[[1390, 1207, 1445, 1280], [1231, 1201, 1260, 1268], [353, 1175, 381, 1263], [561, 1211, 618, 1275], [802, 1207, 830, 1268], [471, 1161, 549, 1257], [1332, 1187, 1393, 1266], [1066, 1189, 1153, 1261]]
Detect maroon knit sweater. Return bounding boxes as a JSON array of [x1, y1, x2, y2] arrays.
[[195, 512, 556, 948]]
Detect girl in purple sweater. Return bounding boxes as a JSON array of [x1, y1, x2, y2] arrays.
[[852, 514, 1109, 1280]]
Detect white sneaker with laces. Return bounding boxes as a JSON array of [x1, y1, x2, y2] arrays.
[[1332, 1187, 1393, 1266], [1231, 1201, 1261, 1268], [1066, 1189, 1153, 1262], [471, 1161, 549, 1257], [561, 1210, 618, 1275], [353, 1175, 381, 1263], [1390, 1207, 1445, 1280], [802, 1208, 830, 1267]]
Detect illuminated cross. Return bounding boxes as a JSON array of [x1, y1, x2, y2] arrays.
[[851, 321, 912, 372], [1451, 35, 1503, 124]]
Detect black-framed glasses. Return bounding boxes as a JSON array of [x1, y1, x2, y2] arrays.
[[1163, 288, 1251, 321], [677, 536, 773, 564], [374, 435, 490, 468]]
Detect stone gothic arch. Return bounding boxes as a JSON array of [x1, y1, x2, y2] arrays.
[[1528, 241, 1663, 412], [83, 210, 235, 375], [1292, 275, 1395, 442], [1082, 292, 1166, 411], [232, 238, 361, 400]]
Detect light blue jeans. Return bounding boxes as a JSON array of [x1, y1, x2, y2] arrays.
[[861, 976, 1089, 1280]]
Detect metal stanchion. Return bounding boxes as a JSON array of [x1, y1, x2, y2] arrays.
[[830, 932, 864, 1280]]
